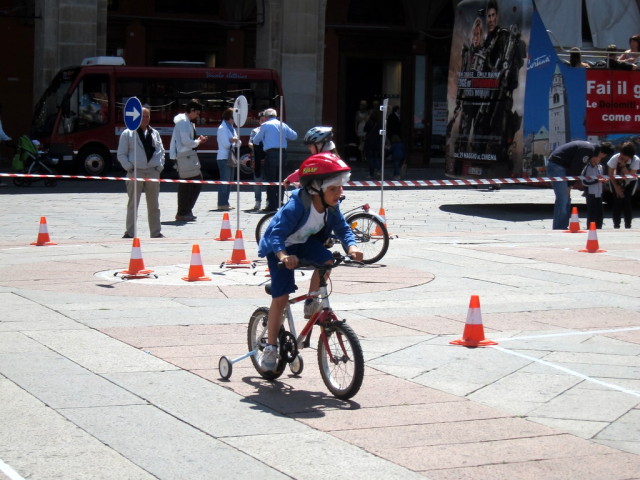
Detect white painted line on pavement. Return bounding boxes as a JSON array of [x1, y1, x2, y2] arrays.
[[0, 244, 87, 252], [495, 326, 640, 342], [0, 459, 25, 480], [491, 345, 640, 398]]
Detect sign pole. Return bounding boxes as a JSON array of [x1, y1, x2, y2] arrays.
[[133, 152, 137, 239], [236, 132, 240, 230], [278, 95, 284, 208], [124, 97, 143, 238], [379, 98, 389, 209], [232, 95, 248, 231]]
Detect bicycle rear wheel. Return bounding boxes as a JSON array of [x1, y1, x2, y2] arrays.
[[317, 320, 364, 400], [254, 212, 276, 243], [343, 212, 389, 264], [247, 307, 286, 380]]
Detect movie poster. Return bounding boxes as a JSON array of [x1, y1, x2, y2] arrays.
[[445, 0, 532, 178]]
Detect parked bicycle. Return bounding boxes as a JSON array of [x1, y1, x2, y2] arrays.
[[254, 195, 389, 264], [219, 252, 365, 400]]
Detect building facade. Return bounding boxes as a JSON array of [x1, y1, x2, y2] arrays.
[[0, 0, 453, 166]]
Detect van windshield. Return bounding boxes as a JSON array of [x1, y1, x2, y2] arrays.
[[31, 68, 79, 137]]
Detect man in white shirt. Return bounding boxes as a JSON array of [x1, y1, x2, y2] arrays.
[[117, 107, 165, 238]]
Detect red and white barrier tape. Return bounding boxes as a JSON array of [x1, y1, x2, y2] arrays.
[[1, 172, 637, 187]]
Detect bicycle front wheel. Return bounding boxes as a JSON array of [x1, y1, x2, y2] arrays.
[[344, 212, 389, 264], [247, 307, 286, 380], [254, 212, 276, 243], [317, 321, 364, 400]]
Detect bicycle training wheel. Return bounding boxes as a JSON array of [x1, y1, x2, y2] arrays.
[[317, 320, 364, 400], [247, 307, 286, 380], [344, 212, 389, 264], [254, 211, 276, 243]]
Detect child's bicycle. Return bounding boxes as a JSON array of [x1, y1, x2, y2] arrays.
[[254, 195, 389, 264], [218, 252, 365, 400], [12, 135, 59, 187]]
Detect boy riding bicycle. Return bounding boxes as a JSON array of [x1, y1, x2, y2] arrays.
[[257, 152, 363, 372]]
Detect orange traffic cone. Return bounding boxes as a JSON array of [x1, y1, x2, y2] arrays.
[[182, 244, 211, 282], [450, 295, 498, 347], [225, 230, 251, 266], [119, 238, 154, 278], [564, 207, 585, 233], [579, 222, 606, 253], [374, 207, 390, 236], [31, 216, 57, 246], [214, 213, 234, 241]]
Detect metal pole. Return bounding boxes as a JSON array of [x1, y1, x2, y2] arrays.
[[379, 98, 389, 209], [133, 144, 138, 239], [235, 122, 241, 231], [278, 95, 283, 207]]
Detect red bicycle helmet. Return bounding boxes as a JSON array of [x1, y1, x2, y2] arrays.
[[298, 153, 351, 188]]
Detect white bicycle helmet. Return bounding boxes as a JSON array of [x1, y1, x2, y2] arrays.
[[303, 126, 333, 145]]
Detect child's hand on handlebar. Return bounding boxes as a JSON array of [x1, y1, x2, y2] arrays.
[[279, 253, 299, 269], [348, 248, 363, 262]]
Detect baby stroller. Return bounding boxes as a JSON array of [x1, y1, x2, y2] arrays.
[[12, 135, 59, 187]]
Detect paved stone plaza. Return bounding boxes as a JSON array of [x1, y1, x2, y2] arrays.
[[0, 175, 639, 479]]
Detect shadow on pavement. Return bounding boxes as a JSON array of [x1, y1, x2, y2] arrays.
[[239, 375, 361, 416], [440, 202, 553, 221]]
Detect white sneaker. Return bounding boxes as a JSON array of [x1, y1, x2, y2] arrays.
[[260, 344, 278, 372], [304, 298, 322, 319]]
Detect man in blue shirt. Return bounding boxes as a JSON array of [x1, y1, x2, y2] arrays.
[[251, 108, 297, 212]]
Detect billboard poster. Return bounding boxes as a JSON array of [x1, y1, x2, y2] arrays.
[[445, 0, 532, 178], [523, 9, 640, 176], [522, 7, 587, 177], [447, 1, 640, 180], [586, 70, 640, 135]]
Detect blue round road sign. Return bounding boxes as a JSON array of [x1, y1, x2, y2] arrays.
[[124, 97, 143, 130]]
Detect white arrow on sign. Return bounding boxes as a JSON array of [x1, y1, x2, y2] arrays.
[[126, 108, 140, 122]]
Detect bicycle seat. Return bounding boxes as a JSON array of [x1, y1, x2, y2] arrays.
[[265, 283, 272, 295]]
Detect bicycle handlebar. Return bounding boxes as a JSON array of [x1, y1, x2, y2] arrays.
[[277, 251, 363, 270]]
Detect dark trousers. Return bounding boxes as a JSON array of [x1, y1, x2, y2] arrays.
[[585, 194, 603, 229], [264, 149, 286, 210], [365, 148, 381, 177], [612, 181, 636, 228], [391, 141, 405, 176], [177, 174, 203, 216]]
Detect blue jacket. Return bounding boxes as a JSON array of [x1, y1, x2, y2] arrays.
[[258, 189, 356, 257]]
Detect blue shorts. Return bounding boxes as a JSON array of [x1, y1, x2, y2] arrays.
[[266, 237, 333, 298]]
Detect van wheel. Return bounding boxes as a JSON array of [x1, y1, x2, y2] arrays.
[[78, 147, 110, 176]]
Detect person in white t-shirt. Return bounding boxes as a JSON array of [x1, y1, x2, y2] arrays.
[[607, 141, 640, 228]]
